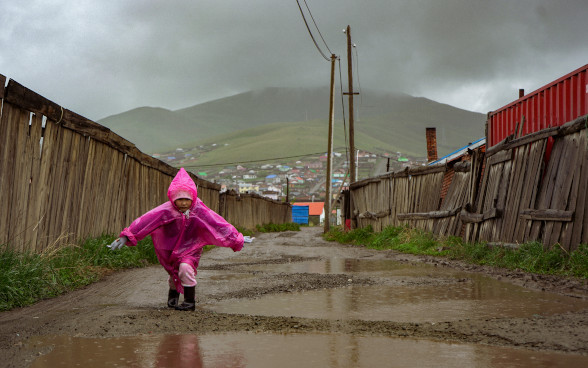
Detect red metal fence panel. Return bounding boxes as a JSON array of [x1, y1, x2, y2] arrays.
[[488, 64, 588, 147]]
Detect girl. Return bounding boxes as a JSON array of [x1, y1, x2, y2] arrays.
[[108, 168, 252, 311]]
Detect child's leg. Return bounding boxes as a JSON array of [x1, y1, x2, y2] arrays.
[[178, 262, 197, 288], [176, 263, 197, 311]]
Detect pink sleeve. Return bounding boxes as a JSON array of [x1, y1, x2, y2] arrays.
[[120, 204, 171, 246], [194, 200, 244, 252]]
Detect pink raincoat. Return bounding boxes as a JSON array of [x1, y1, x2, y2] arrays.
[[120, 168, 244, 293]]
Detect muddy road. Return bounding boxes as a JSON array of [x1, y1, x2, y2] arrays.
[[1, 227, 587, 367]]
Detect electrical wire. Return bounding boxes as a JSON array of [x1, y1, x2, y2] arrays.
[[302, 0, 332, 55], [295, 0, 330, 61]]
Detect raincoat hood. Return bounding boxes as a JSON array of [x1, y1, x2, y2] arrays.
[[167, 168, 197, 207]]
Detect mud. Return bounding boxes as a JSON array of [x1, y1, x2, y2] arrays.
[[1, 227, 587, 367]]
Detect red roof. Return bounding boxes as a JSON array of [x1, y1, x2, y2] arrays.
[[292, 202, 324, 216]]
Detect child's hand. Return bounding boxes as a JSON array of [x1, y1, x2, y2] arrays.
[[108, 236, 128, 250], [243, 236, 254, 243]]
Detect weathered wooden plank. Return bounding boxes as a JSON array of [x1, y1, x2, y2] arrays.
[[4, 79, 63, 124], [0, 103, 20, 246], [519, 209, 574, 222], [492, 159, 512, 242], [350, 177, 382, 190], [559, 133, 585, 250], [479, 162, 504, 241], [9, 107, 31, 251], [558, 114, 588, 137], [23, 113, 44, 250], [460, 207, 501, 223], [501, 145, 527, 242], [547, 134, 580, 247], [453, 161, 471, 172], [397, 207, 460, 220], [33, 115, 59, 251], [541, 136, 574, 247], [358, 209, 391, 219], [0, 74, 6, 99], [484, 134, 514, 157], [520, 140, 547, 242], [505, 126, 559, 150], [530, 135, 563, 240], [570, 132, 588, 249], [488, 149, 512, 166]]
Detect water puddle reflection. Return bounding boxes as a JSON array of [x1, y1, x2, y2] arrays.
[[30, 333, 587, 368], [208, 259, 588, 322]]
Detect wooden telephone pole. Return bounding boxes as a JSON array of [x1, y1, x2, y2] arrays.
[[324, 54, 336, 233], [345, 25, 357, 184]]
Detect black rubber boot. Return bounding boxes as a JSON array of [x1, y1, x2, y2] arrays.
[[167, 289, 180, 308], [175, 286, 195, 311]]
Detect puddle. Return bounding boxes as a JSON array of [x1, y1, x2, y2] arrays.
[[29, 333, 587, 368], [235, 257, 466, 276], [206, 259, 588, 322]]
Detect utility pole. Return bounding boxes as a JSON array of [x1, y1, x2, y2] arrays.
[[285, 176, 289, 203], [324, 54, 336, 233], [345, 25, 357, 184]]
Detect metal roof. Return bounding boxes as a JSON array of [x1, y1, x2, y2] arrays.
[[428, 137, 486, 165]]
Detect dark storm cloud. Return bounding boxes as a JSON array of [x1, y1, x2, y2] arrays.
[[0, 0, 586, 120]]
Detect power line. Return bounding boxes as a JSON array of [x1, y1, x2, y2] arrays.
[[295, 0, 330, 61], [303, 0, 332, 55]]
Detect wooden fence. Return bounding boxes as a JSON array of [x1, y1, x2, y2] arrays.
[[220, 191, 292, 230], [347, 115, 588, 252], [0, 75, 291, 252]]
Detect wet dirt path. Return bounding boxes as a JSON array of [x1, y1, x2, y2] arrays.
[[1, 227, 587, 367]]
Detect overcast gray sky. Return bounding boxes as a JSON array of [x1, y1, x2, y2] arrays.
[[1, 0, 587, 121]]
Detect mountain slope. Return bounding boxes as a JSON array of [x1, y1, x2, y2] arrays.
[[98, 87, 486, 158]]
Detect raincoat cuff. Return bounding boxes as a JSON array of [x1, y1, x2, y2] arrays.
[[232, 233, 245, 252], [120, 229, 138, 246]]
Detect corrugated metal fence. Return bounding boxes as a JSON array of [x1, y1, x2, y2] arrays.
[[347, 115, 588, 252], [0, 75, 290, 252]]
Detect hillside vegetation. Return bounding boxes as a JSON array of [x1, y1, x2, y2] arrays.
[[98, 87, 485, 159]]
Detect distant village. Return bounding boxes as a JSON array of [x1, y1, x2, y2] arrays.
[[153, 143, 427, 203]]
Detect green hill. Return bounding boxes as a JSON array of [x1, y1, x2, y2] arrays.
[[98, 87, 486, 159]]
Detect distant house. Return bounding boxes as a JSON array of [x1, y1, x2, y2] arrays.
[[307, 161, 322, 169], [265, 174, 281, 184], [262, 190, 280, 200], [292, 202, 325, 225], [238, 183, 259, 193]]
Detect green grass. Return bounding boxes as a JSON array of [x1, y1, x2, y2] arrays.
[[256, 222, 301, 233], [0, 235, 159, 311], [324, 226, 588, 278]]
